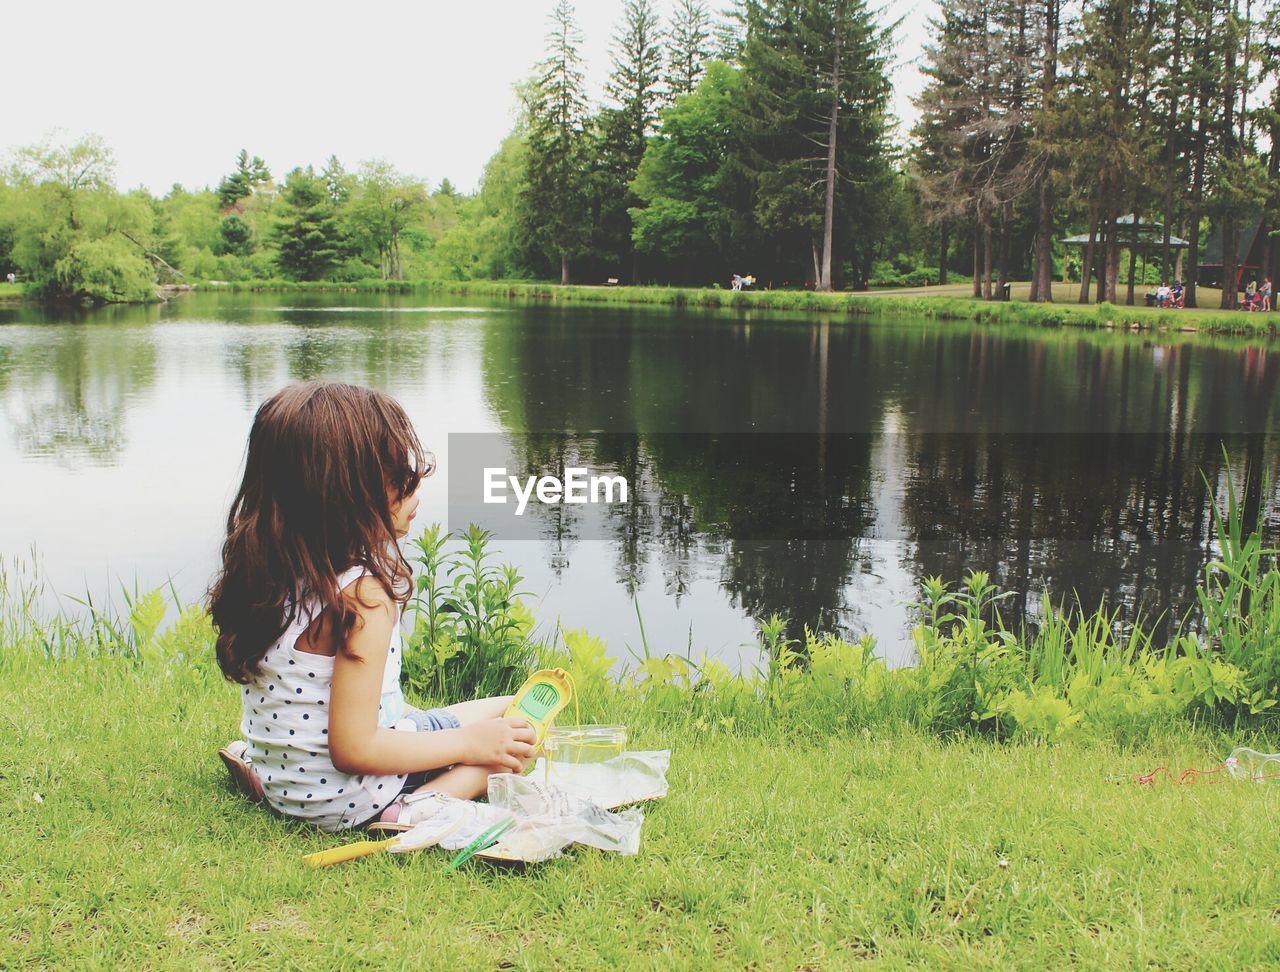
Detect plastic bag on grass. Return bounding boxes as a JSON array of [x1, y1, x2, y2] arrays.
[[535, 749, 671, 809], [483, 773, 645, 863]]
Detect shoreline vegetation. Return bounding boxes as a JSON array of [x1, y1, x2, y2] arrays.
[[185, 278, 1280, 336]]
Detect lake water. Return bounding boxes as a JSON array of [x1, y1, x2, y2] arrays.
[[3, 291, 1280, 668]]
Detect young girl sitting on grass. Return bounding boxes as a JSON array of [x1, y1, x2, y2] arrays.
[[209, 381, 535, 832]]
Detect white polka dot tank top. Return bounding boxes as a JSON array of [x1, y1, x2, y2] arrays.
[[240, 565, 408, 831]]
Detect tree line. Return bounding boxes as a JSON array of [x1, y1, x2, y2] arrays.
[[1, 0, 1276, 304], [916, 0, 1280, 308]]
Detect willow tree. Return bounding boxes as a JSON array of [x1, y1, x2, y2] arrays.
[[740, 0, 891, 291], [523, 0, 591, 284]]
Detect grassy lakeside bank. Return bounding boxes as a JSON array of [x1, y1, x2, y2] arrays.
[[6, 654, 1280, 969], [199, 278, 1279, 336], [0, 282, 24, 300]]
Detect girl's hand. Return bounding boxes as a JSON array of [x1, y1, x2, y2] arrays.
[[460, 717, 537, 772]]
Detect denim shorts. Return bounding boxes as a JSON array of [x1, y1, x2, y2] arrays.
[[403, 704, 462, 734]]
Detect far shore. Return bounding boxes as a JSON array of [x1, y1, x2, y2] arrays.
[[195, 278, 1275, 336], [7, 276, 1276, 335]]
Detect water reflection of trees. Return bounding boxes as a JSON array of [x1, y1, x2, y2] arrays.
[[483, 309, 1280, 645], [0, 311, 159, 466], [482, 307, 883, 638], [895, 337, 1280, 642]]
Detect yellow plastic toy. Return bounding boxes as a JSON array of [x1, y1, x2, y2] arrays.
[[302, 794, 468, 867], [505, 668, 573, 745]]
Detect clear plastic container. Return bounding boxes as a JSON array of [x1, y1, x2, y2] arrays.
[[543, 725, 627, 786], [1225, 747, 1280, 783]]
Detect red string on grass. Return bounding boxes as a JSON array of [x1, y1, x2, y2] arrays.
[[1107, 764, 1280, 786]]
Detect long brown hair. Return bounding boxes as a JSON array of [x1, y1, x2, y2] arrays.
[[209, 382, 428, 683]]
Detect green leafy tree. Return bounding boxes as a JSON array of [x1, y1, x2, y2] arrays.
[[273, 166, 346, 280], [348, 160, 428, 280], [522, 0, 592, 283], [6, 135, 157, 302], [320, 155, 354, 207], [629, 60, 749, 280]]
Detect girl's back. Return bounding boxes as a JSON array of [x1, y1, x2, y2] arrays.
[[241, 565, 408, 831]]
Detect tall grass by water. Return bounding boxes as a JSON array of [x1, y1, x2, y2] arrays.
[[6, 483, 1280, 746]]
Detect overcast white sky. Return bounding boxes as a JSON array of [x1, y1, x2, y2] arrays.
[[0, 0, 933, 196]]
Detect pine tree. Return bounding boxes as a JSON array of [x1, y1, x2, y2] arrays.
[[321, 155, 353, 206], [273, 167, 345, 281], [591, 0, 666, 280], [523, 0, 591, 284], [667, 0, 713, 99], [740, 0, 891, 291], [217, 149, 271, 210]]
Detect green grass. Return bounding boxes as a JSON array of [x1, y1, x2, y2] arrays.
[[6, 654, 1280, 968], [195, 278, 1279, 335], [0, 282, 25, 299]]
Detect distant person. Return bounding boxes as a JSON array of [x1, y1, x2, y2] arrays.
[[731, 274, 743, 292], [1156, 281, 1170, 306], [1170, 281, 1184, 308], [211, 382, 534, 832], [1263, 277, 1273, 312], [1243, 279, 1259, 311], [5, 272, 13, 285]]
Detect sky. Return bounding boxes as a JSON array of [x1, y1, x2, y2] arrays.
[[0, 0, 934, 196]]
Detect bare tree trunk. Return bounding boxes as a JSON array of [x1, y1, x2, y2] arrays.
[[561, 252, 570, 285], [983, 205, 994, 299], [997, 200, 1012, 298], [1220, 1, 1241, 310], [1222, 223, 1240, 309], [818, 22, 842, 293], [1103, 201, 1120, 304], [1126, 212, 1141, 305], [1079, 203, 1100, 304], [811, 239, 821, 288], [939, 219, 950, 285], [1031, 0, 1059, 302], [1185, 24, 1210, 309], [973, 208, 983, 298]]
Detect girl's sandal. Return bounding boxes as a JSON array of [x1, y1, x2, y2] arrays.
[[366, 790, 442, 835], [218, 741, 265, 803]]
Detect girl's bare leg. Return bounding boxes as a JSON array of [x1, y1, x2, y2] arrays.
[[443, 695, 513, 725], [409, 696, 522, 799], [410, 762, 508, 800]]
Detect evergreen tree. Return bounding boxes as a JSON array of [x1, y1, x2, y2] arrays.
[[917, 0, 1044, 299], [321, 155, 354, 206], [523, 0, 591, 284], [740, 0, 891, 290], [591, 0, 666, 280], [218, 214, 254, 256], [667, 0, 714, 99], [217, 149, 271, 210], [273, 167, 345, 280]]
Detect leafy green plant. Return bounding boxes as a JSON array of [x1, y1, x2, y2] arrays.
[[402, 524, 536, 702]]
